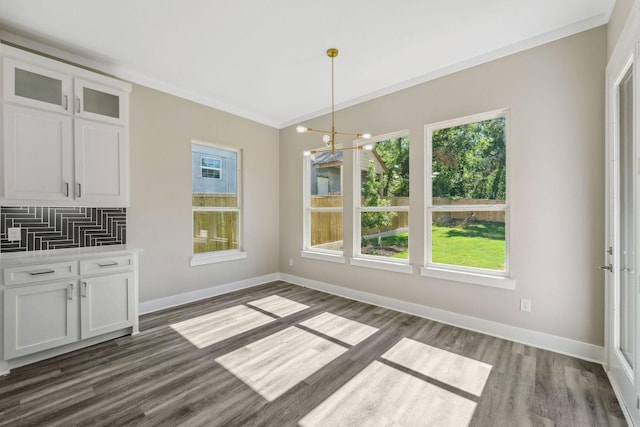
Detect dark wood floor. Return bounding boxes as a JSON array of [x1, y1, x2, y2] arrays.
[[0, 281, 627, 426]]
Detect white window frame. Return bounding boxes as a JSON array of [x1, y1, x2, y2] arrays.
[[190, 141, 246, 266], [351, 130, 413, 274], [301, 145, 346, 264], [422, 109, 515, 289], [201, 156, 221, 180]]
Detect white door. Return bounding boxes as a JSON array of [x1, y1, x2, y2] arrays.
[[606, 38, 640, 424], [3, 104, 74, 201], [80, 272, 135, 339]]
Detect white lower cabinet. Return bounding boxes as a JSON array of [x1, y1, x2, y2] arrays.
[[1, 252, 138, 366], [80, 272, 135, 339], [4, 280, 78, 359]]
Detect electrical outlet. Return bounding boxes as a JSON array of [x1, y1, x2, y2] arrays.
[[7, 227, 21, 241], [520, 298, 532, 312], [289, 258, 294, 267]]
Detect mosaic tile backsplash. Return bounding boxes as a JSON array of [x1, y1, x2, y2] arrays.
[[0, 206, 126, 253]]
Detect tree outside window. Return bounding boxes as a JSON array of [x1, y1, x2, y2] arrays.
[[357, 134, 410, 261], [427, 110, 509, 274]]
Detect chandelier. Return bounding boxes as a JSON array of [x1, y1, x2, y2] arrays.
[[298, 48, 372, 155]]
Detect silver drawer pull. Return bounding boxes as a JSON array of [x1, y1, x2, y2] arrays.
[[82, 281, 87, 297], [97, 262, 118, 267], [67, 284, 74, 300], [28, 269, 55, 276]]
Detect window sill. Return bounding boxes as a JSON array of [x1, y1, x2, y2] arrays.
[[190, 251, 248, 266], [350, 257, 414, 274], [300, 250, 346, 264], [420, 266, 515, 290]]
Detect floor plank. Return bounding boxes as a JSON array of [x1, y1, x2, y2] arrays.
[[0, 281, 627, 426]]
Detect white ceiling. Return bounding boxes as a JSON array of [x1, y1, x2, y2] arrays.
[[0, 0, 615, 128]]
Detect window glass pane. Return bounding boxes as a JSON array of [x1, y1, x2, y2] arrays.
[[361, 212, 408, 259], [432, 118, 505, 206], [360, 136, 409, 203], [192, 143, 240, 256], [618, 65, 634, 367], [202, 157, 221, 168], [192, 145, 236, 206], [431, 211, 505, 271], [310, 211, 343, 251], [202, 168, 220, 179], [193, 211, 239, 253], [310, 151, 343, 205]]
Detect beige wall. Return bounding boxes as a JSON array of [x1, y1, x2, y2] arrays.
[[608, 0, 635, 57], [279, 27, 606, 345], [129, 85, 280, 302]]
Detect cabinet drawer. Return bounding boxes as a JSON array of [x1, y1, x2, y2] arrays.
[[80, 255, 134, 275], [3, 261, 78, 286]]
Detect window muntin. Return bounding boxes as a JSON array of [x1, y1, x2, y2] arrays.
[[201, 156, 221, 179], [355, 133, 410, 262], [426, 110, 509, 275], [304, 149, 344, 254], [192, 143, 240, 255]]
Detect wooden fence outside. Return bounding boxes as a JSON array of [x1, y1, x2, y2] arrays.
[[192, 193, 238, 253], [310, 196, 505, 246], [432, 197, 505, 223], [310, 196, 409, 247]]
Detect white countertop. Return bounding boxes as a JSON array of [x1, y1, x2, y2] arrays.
[[0, 245, 142, 266]]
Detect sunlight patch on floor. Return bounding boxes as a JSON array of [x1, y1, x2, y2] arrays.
[[382, 337, 492, 396], [299, 360, 477, 427], [215, 326, 347, 402], [247, 295, 309, 317], [170, 305, 275, 349], [300, 312, 379, 346]]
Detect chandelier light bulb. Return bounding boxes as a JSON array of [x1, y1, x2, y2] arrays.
[[322, 134, 331, 144], [362, 133, 372, 139], [363, 143, 374, 151], [303, 150, 312, 156], [296, 125, 308, 133]]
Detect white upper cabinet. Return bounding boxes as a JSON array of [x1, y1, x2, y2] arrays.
[[2, 57, 73, 114], [0, 44, 131, 207], [3, 105, 74, 201], [74, 119, 128, 203], [75, 78, 128, 126]]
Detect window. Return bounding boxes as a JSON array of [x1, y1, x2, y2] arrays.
[[201, 156, 221, 179], [191, 142, 245, 265], [302, 147, 345, 262], [423, 110, 513, 288], [353, 132, 411, 273]]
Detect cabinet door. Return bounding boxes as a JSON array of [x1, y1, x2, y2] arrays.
[[4, 281, 79, 359], [74, 79, 127, 126], [3, 57, 72, 114], [80, 272, 135, 339], [74, 118, 128, 205], [3, 105, 74, 201]]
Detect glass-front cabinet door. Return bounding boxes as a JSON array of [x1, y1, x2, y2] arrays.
[[74, 79, 127, 126], [2, 57, 72, 113]]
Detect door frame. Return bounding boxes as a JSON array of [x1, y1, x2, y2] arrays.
[[606, 4, 640, 425]]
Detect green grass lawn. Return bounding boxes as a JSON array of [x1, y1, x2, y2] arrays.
[[364, 221, 505, 270], [432, 222, 505, 270]]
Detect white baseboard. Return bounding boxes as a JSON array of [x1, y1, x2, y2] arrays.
[[137, 272, 603, 363], [279, 273, 604, 363], [139, 273, 280, 315]]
